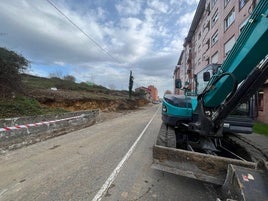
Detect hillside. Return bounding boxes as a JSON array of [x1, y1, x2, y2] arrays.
[[0, 74, 148, 118]]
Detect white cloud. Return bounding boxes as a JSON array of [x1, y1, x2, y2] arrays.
[[170, 0, 199, 6], [54, 61, 65, 66], [115, 0, 142, 16], [96, 7, 106, 20], [0, 0, 199, 96], [163, 38, 184, 52], [147, 0, 169, 13], [186, 0, 200, 5], [176, 10, 196, 26], [119, 17, 143, 31]]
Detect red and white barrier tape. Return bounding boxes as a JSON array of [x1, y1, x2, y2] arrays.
[[0, 115, 84, 132]]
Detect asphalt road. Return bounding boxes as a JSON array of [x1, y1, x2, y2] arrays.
[[0, 105, 218, 201]]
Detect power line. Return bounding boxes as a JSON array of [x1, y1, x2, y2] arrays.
[[46, 0, 122, 64]]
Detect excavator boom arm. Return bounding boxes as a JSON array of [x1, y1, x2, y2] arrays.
[[202, 0, 268, 108]]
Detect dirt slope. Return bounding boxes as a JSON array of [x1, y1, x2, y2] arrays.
[[26, 88, 149, 112]]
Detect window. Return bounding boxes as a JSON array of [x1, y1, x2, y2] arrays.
[[198, 31, 201, 39], [224, 36, 235, 56], [204, 38, 210, 51], [203, 19, 210, 32], [211, 10, 218, 27], [239, 17, 249, 33], [198, 58, 201, 66], [224, 9, 235, 30], [239, 0, 249, 10], [211, 52, 218, 63], [203, 55, 209, 65], [206, 3, 210, 15], [211, 0, 217, 8], [202, 53, 209, 64], [225, 0, 230, 7], [258, 90, 264, 111], [211, 31, 218, 46]]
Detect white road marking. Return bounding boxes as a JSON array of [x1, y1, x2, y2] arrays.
[[0, 189, 8, 198], [0, 182, 21, 199], [91, 106, 160, 201]]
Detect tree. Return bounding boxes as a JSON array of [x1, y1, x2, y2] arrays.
[[49, 70, 63, 79], [63, 75, 76, 82], [109, 84, 116, 90], [0, 47, 29, 97], [128, 70, 134, 98]]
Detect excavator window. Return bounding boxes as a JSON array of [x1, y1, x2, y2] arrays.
[[203, 72, 210, 81]]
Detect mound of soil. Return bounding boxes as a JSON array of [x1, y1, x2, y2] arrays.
[[26, 88, 149, 112]]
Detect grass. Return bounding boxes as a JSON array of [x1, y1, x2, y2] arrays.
[[21, 74, 110, 92], [21, 74, 133, 101], [0, 96, 67, 119], [253, 121, 268, 136]]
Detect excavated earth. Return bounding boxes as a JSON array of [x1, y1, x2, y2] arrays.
[[26, 88, 149, 113]]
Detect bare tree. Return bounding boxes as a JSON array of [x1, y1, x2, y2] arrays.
[[109, 84, 116, 90], [63, 75, 76, 82], [49, 70, 63, 79]]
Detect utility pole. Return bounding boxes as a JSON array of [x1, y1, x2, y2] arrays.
[[128, 70, 134, 99]]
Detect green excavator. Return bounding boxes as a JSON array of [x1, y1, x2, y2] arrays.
[[152, 0, 268, 200]]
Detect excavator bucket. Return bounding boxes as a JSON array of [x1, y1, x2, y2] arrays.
[[152, 145, 259, 185], [152, 145, 268, 200], [222, 164, 268, 201]]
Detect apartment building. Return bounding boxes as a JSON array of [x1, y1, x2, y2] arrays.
[[148, 85, 159, 102], [174, 0, 268, 123]]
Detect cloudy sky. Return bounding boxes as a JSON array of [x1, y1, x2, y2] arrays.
[[0, 0, 198, 97]]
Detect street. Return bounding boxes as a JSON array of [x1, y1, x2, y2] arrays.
[[0, 105, 218, 201]]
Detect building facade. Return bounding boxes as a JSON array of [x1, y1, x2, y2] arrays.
[[174, 0, 267, 123], [258, 81, 268, 123], [148, 85, 159, 102]]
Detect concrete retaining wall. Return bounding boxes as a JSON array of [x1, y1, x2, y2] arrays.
[[0, 109, 99, 152]]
